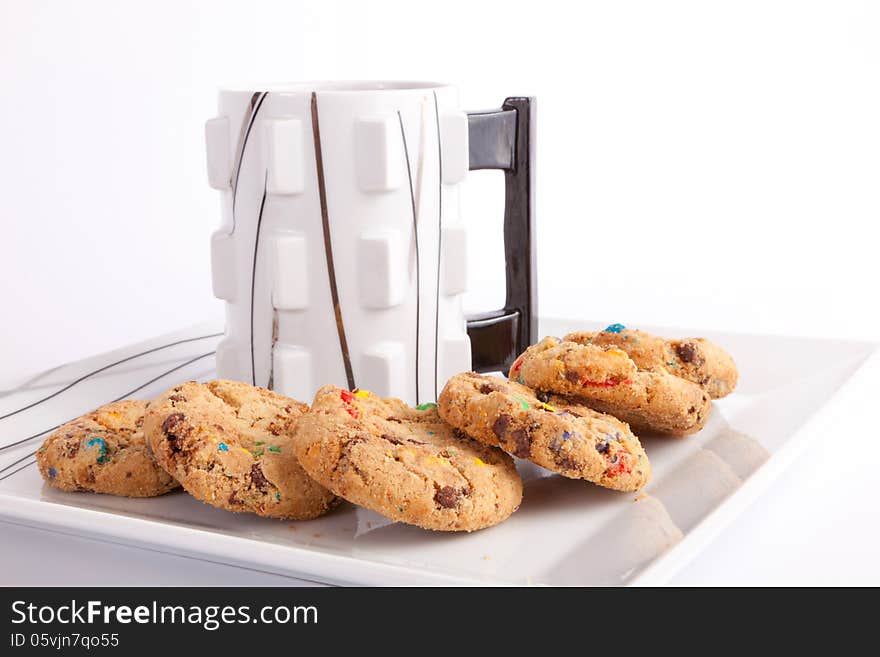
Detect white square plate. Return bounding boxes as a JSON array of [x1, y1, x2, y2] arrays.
[[0, 319, 876, 585]]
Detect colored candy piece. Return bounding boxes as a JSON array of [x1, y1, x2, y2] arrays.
[[605, 452, 633, 477], [607, 348, 627, 358], [416, 402, 437, 411], [473, 457, 487, 466], [571, 373, 634, 388], [540, 402, 557, 412], [268, 445, 282, 453], [218, 442, 229, 451], [85, 436, 107, 464], [604, 323, 626, 333], [47, 467, 57, 479], [339, 389, 359, 418], [514, 397, 530, 410], [353, 390, 371, 399], [254, 441, 265, 446]]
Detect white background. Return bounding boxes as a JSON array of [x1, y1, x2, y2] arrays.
[[1, 1, 879, 586], [1, 0, 878, 383]]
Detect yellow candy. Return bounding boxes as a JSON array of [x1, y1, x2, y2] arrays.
[[541, 402, 557, 412], [607, 348, 627, 358], [235, 446, 251, 455], [353, 390, 371, 399], [473, 457, 487, 467]]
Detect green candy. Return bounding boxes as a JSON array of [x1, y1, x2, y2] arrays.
[[416, 402, 437, 411]]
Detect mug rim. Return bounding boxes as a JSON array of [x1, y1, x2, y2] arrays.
[[219, 80, 452, 94]]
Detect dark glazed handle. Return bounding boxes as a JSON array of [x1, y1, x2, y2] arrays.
[[465, 97, 537, 373]]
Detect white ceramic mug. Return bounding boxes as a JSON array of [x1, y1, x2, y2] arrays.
[[205, 81, 536, 405]]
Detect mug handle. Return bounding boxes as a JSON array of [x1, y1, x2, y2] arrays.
[[465, 97, 537, 373]]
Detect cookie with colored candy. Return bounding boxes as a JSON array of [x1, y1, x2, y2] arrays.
[[143, 380, 337, 520], [292, 385, 523, 532], [438, 372, 650, 491], [565, 324, 738, 399], [511, 336, 711, 436], [36, 400, 178, 497]]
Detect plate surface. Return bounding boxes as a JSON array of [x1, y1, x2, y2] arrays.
[[0, 319, 876, 585]]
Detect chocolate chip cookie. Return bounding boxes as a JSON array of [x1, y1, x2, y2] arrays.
[[36, 400, 179, 497], [143, 380, 337, 520], [564, 324, 738, 399], [511, 335, 711, 436], [438, 372, 650, 491], [292, 385, 523, 532]]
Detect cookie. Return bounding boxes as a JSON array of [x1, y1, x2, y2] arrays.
[[564, 324, 738, 399], [438, 372, 650, 491], [143, 380, 337, 520], [36, 400, 178, 497], [511, 336, 711, 436], [292, 385, 523, 532]]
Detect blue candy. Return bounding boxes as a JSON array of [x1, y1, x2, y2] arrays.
[[85, 437, 107, 464]]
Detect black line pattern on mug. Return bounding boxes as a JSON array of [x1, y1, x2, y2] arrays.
[[431, 91, 443, 401], [249, 172, 270, 386], [311, 93, 356, 391], [0, 351, 215, 457], [398, 111, 421, 404], [231, 91, 269, 234], [0, 333, 221, 422]]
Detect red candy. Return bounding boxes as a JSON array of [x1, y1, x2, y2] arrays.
[[580, 377, 633, 388], [511, 357, 523, 374], [339, 389, 358, 419], [606, 452, 633, 477]]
